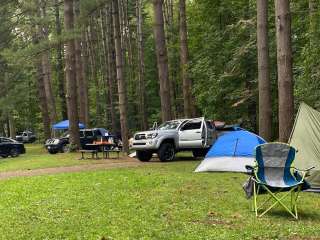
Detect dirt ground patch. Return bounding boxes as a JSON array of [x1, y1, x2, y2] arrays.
[[0, 156, 150, 180]]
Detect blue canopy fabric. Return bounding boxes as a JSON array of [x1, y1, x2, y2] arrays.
[[52, 120, 85, 130], [195, 129, 266, 172]]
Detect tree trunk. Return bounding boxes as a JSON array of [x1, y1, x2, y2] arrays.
[[257, 0, 272, 141], [81, 32, 90, 126], [74, 0, 89, 127], [36, 60, 51, 140], [64, 0, 80, 148], [179, 0, 193, 118], [275, 0, 294, 142], [112, 0, 129, 153], [8, 114, 16, 139], [105, 4, 117, 134], [152, 0, 172, 121], [40, 0, 57, 124], [55, 0, 68, 120], [87, 21, 102, 126], [136, 0, 148, 130], [164, 0, 177, 118]]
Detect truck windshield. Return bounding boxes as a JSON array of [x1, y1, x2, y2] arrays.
[[157, 121, 180, 130]]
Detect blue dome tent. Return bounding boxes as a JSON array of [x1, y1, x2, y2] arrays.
[[195, 129, 266, 172], [52, 120, 85, 130]]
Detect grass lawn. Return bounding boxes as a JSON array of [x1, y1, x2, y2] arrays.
[[0, 144, 124, 172], [0, 162, 319, 239]]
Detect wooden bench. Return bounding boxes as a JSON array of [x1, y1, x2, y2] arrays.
[[79, 150, 98, 160], [104, 149, 121, 159]]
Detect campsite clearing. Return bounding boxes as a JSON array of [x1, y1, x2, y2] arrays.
[[0, 144, 136, 173], [0, 162, 319, 239]]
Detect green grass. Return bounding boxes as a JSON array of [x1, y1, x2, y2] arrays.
[[0, 162, 319, 239], [0, 144, 122, 172]]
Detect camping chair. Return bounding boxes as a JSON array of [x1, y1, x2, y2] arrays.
[[246, 143, 313, 219]]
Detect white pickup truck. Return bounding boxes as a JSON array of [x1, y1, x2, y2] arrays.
[[131, 117, 217, 162]]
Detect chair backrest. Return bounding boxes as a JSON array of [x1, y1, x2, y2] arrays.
[[255, 143, 296, 187]]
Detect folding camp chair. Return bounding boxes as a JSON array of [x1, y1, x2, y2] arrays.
[[246, 143, 313, 219]]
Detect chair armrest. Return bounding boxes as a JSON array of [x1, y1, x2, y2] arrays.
[[292, 166, 315, 180]]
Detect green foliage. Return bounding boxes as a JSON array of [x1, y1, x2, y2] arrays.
[[0, 0, 319, 139]]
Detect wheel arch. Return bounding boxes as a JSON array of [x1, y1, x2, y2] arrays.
[[159, 138, 176, 149]]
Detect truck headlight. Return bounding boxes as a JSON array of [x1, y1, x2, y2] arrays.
[[147, 133, 158, 139]]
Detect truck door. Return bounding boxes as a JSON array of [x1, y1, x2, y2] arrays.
[[204, 121, 217, 147], [22, 132, 28, 142], [178, 118, 205, 149]]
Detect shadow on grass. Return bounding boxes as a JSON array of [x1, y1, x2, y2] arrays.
[[261, 209, 320, 221], [149, 156, 201, 162]]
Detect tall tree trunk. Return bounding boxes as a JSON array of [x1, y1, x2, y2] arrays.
[[32, 9, 51, 140], [74, 0, 89, 127], [40, 0, 57, 124], [257, 0, 272, 141], [55, 0, 68, 120], [179, 0, 193, 118], [87, 22, 102, 126], [164, 0, 177, 118], [8, 114, 16, 139], [136, 0, 148, 130], [36, 61, 51, 140], [153, 0, 172, 121], [64, 0, 80, 148], [113, 0, 129, 153], [80, 32, 90, 126], [275, 0, 294, 142], [106, 4, 117, 134]]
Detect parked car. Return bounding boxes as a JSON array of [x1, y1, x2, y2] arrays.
[[16, 131, 36, 143], [131, 117, 217, 162], [0, 137, 26, 158], [45, 128, 109, 154]]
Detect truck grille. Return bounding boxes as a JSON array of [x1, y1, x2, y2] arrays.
[[135, 134, 146, 140], [133, 143, 146, 146]]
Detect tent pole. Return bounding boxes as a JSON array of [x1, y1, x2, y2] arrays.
[[233, 138, 239, 157]]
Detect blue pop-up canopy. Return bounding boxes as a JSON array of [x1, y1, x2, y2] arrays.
[[52, 120, 85, 130], [195, 129, 266, 172]]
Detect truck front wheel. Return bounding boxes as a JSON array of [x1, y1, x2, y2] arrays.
[[158, 143, 175, 162], [136, 150, 153, 162]]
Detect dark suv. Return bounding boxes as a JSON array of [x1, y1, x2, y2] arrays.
[[0, 137, 26, 158], [45, 128, 108, 154]]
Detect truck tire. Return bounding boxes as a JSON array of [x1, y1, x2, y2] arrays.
[[136, 150, 153, 162], [62, 144, 70, 153], [48, 149, 58, 154], [158, 143, 175, 162], [192, 149, 208, 158], [10, 148, 19, 158]]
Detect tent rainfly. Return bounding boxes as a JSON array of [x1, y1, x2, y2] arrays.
[[52, 120, 85, 130], [195, 129, 266, 173], [289, 103, 320, 190]]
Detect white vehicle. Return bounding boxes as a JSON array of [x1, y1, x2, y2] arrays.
[[131, 117, 217, 162]]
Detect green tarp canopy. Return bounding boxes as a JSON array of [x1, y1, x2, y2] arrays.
[[289, 103, 320, 190]]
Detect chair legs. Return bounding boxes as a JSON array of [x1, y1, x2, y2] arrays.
[[252, 182, 301, 219]]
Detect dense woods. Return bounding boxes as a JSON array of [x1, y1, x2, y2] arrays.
[[0, 0, 319, 146]]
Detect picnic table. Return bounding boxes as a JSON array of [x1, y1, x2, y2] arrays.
[[85, 142, 120, 159]]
